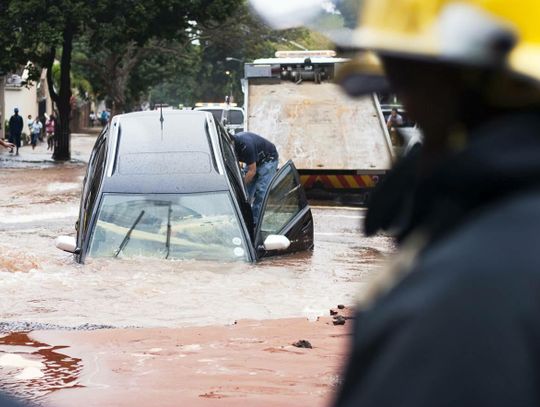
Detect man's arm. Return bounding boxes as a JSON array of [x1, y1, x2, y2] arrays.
[[244, 162, 257, 185], [0, 139, 15, 149]]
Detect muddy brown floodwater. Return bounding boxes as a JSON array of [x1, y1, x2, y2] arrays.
[[0, 135, 395, 406]]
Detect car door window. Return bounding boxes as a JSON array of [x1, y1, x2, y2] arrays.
[[79, 129, 107, 240], [82, 137, 107, 234], [217, 125, 254, 236], [218, 126, 245, 195], [81, 128, 106, 203], [258, 161, 305, 238]]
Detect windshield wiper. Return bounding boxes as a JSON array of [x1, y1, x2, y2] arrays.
[[114, 210, 145, 258], [165, 203, 172, 259]]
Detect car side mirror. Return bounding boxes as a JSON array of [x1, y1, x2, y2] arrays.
[[55, 236, 79, 254], [263, 235, 291, 251]]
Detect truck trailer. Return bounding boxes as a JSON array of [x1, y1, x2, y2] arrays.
[[242, 51, 394, 201]]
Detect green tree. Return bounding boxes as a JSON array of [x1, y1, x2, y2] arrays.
[[75, 0, 242, 114], [1, 1, 92, 160], [1, 0, 242, 160], [190, 2, 331, 105]]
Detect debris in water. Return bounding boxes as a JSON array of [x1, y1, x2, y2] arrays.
[[292, 340, 312, 349], [333, 316, 346, 326], [330, 309, 338, 316], [337, 304, 345, 310]]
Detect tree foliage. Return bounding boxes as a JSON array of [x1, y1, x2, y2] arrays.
[[0, 0, 243, 160], [144, 2, 332, 107], [1, 0, 334, 159]]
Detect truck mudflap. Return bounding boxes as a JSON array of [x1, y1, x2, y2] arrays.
[[299, 172, 384, 191]]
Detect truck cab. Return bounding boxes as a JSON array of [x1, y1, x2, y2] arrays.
[[193, 103, 245, 135]]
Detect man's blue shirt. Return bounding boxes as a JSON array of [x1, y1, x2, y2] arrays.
[[234, 132, 278, 165]]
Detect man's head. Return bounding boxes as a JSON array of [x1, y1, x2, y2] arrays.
[[390, 108, 398, 117], [233, 133, 244, 154], [27, 115, 31, 119], [14, 108, 18, 114]]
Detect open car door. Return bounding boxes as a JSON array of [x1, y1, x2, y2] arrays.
[[254, 160, 314, 260]]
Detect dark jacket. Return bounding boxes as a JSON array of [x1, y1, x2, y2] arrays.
[[335, 112, 540, 407], [9, 114, 23, 136], [234, 132, 278, 165]]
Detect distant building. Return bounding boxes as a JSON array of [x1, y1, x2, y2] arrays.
[[0, 67, 53, 140]]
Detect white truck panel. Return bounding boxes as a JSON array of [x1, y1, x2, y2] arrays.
[[246, 81, 393, 171]]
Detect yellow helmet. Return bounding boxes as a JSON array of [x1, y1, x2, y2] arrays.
[[351, 0, 540, 82]]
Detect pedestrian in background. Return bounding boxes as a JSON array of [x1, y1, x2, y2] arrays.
[[26, 114, 33, 135], [100, 110, 110, 127], [89, 111, 96, 127], [386, 108, 403, 129], [45, 114, 56, 150], [386, 107, 404, 146], [8, 108, 23, 155], [30, 116, 42, 150]]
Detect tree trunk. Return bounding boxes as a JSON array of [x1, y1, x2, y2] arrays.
[[52, 24, 74, 161]]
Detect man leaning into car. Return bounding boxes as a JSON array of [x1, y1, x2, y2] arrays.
[[233, 131, 279, 224]]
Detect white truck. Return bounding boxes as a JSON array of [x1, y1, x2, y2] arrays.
[[193, 102, 245, 134], [242, 51, 394, 198]]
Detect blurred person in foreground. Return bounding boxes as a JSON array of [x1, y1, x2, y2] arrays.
[[329, 1, 540, 406]]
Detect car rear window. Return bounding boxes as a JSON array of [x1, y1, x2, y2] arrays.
[[228, 110, 244, 125]]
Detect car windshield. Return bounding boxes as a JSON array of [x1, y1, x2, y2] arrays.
[[88, 192, 249, 262]]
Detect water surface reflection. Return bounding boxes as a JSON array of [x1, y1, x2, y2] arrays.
[[0, 332, 82, 403]]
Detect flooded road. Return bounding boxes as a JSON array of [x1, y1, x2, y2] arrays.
[[0, 164, 392, 327], [0, 135, 394, 405]]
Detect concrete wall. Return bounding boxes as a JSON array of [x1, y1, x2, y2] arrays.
[[5, 86, 38, 120]]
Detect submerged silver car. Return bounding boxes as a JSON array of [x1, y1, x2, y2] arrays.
[[56, 110, 313, 262]]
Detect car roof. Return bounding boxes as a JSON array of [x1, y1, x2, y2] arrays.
[[102, 110, 229, 194]]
